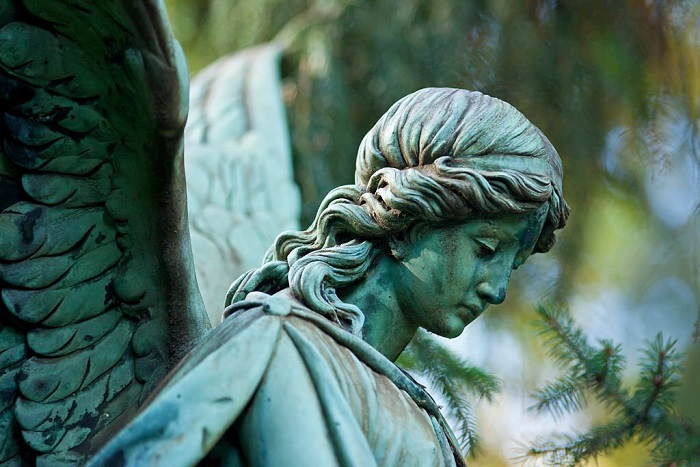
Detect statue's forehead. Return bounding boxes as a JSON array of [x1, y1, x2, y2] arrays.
[[456, 207, 548, 245]]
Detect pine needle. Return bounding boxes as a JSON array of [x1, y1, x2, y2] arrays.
[[519, 307, 700, 465]]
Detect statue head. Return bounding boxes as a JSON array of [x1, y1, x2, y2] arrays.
[[226, 88, 569, 336]]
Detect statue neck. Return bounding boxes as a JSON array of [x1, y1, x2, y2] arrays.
[[337, 253, 418, 362]]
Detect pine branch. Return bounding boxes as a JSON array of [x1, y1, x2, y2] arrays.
[[632, 334, 682, 416], [535, 306, 592, 373], [399, 330, 501, 455], [529, 374, 587, 419], [401, 331, 501, 401], [442, 392, 480, 453], [648, 417, 700, 466], [520, 421, 633, 466], [521, 308, 700, 465], [534, 308, 630, 415]]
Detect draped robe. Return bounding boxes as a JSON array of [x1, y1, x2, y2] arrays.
[[90, 290, 466, 467]]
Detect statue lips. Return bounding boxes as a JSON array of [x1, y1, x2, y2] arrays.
[[457, 303, 485, 324]]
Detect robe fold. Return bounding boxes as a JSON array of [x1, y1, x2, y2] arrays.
[[90, 290, 466, 467]]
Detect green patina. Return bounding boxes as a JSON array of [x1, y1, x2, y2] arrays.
[[0, 1, 568, 464]]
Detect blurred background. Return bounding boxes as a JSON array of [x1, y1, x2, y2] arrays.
[[165, 0, 699, 464]]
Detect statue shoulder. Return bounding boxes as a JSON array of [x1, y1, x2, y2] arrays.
[[89, 295, 284, 465], [88, 291, 329, 465]]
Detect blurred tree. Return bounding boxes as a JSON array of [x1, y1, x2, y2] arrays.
[[167, 0, 697, 298], [166, 0, 700, 463]]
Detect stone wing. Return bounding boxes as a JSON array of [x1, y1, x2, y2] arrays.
[[185, 44, 301, 325], [0, 1, 210, 463]]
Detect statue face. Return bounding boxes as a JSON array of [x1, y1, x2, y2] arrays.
[[393, 205, 548, 338]]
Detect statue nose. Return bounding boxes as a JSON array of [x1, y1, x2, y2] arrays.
[[476, 264, 510, 305], [476, 281, 506, 305]]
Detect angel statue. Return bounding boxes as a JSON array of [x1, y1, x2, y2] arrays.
[[0, 1, 569, 466]]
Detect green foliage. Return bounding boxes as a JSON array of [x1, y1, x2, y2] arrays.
[[398, 330, 501, 456], [521, 307, 700, 466]]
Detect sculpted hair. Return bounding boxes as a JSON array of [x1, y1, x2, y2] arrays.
[[226, 88, 570, 335]]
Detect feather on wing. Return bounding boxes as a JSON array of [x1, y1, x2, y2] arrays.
[[0, 1, 210, 463], [185, 44, 300, 325]]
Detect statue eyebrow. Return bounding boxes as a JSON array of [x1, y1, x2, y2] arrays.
[[472, 221, 501, 236]]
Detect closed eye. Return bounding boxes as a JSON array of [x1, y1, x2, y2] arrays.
[[475, 238, 498, 258]]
